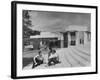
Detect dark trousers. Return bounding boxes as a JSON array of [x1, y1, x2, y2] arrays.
[[48, 57, 59, 66], [32, 58, 43, 68]]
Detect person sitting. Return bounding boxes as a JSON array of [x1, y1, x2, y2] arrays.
[[32, 51, 44, 68], [48, 50, 60, 66]]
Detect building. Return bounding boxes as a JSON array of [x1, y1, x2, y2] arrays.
[[30, 25, 91, 49], [65, 25, 91, 47], [30, 32, 62, 49]]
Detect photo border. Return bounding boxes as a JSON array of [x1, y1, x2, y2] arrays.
[[11, 1, 98, 79]]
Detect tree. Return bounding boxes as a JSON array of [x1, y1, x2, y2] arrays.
[[23, 10, 40, 46], [23, 10, 32, 38]]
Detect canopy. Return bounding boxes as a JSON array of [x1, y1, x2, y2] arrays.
[[30, 32, 61, 38], [66, 25, 89, 31]]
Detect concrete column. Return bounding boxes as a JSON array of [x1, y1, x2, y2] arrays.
[[68, 32, 71, 47], [84, 31, 88, 44], [78, 31, 81, 45], [60, 33, 64, 48], [76, 31, 79, 45], [88, 32, 91, 41]]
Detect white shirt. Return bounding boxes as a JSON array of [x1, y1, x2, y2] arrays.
[[49, 53, 58, 59]]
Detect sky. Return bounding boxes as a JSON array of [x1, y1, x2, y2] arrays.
[[29, 10, 91, 32]]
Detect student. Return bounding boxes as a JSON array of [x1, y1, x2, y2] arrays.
[[32, 51, 44, 68], [48, 50, 60, 66]]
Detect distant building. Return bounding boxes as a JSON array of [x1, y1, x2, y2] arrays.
[[65, 25, 91, 47], [30, 32, 62, 49], [30, 25, 91, 49]]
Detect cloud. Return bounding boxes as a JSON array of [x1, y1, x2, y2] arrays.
[[29, 10, 90, 32]]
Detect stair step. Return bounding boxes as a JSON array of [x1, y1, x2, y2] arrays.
[[69, 47, 90, 66], [70, 47, 91, 62], [63, 49, 81, 67]]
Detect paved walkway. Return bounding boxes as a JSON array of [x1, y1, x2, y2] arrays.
[[23, 43, 91, 70]]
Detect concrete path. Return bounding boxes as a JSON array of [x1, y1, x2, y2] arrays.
[[23, 43, 91, 70]]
